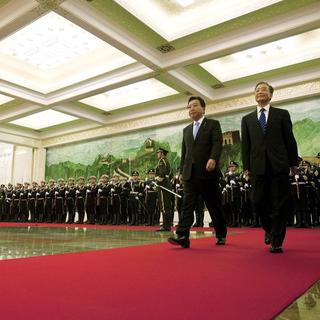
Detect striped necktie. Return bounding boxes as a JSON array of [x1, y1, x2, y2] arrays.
[[259, 108, 267, 134]]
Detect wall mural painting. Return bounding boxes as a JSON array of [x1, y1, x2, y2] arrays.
[[46, 97, 320, 181]]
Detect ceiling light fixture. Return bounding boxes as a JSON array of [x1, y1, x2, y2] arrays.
[[80, 78, 178, 111], [200, 28, 320, 82], [10, 109, 78, 130]]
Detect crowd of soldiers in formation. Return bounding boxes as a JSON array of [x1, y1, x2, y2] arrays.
[[0, 158, 319, 228]]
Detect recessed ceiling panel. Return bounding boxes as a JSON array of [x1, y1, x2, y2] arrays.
[[200, 28, 320, 82], [114, 0, 281, 41], [80, 78, 178, 111], [0, 11, 135, 71], [10, 109, 78, 130], [0, 94, 14, 105]]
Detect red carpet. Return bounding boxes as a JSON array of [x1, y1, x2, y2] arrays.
[[0, 227, 319, 320]]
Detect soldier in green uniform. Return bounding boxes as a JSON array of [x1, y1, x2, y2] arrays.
[[155, 147, 173, 232]]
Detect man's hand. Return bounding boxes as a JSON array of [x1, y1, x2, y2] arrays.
[[206, 159, 216, 172]]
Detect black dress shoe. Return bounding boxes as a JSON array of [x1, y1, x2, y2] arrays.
[[270, 246, 283, 253], [216, 238, 226, 245], [264, 233, 271, 245], [156, 227, 171, 232], [168, 235, 190, 248]]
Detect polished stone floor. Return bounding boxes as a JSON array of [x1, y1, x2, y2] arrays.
[[0, 226, 213, 260], [276, 281, 320, 320], [0, 226, 318, 319]]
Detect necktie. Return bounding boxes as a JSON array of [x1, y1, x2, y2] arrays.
[[193, 121, 200, 139], [259, 108, 267, 134]]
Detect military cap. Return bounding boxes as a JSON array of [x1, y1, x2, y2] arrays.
[[131, 171, 139, 176], [77, 177, 85, 181], [100, 174, 109, 179], [49, 179, 55, 183], [89, 176, 97, 180], [68, 177, 75, 182], [317, 152, 320, 158], [297, 156, 303, 162], [147, 169, 155, 174], [57, 178, 64, 182], [113, 173, 120, 177], [229, 161, 238, 167], [157, 147, 169, 155]]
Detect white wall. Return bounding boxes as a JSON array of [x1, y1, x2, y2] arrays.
[[0, 143, 14, 184], [0, 143, 46, 184]]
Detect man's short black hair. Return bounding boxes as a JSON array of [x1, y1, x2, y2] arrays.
[[188, 96, 206, 108], [255, 82, 274, 95]]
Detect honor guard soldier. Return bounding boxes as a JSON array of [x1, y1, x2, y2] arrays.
[[173, 169, 184, 225], [240, 172, 253, 226], [76, 177, 86, 224], [128, 171, 145, 225], [145, 169, 158, 226], [29, 181, 38, 222], [37, 181, 46, 222], [55, 178, 66, 223], [224, 161, 242, 226], [292, 162, 309, 228], [20, 182, 30, 222], [4, 183, 14, 222], [155, 147, 173, 232], [313, 165, 320, 226], [110, 174, 122, 225], [0, 184, 5, 221], [97, 174, 109, 224], [109, 174, 122, 225], [86, 176, 98, 224], [45, 179, 56, 222], [11, 184, 20, 221], [66, 177, 76, 223], [120, 177, 130, 224]]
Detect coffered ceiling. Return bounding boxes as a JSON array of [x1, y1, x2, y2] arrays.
[[0, 0, 319, 147]]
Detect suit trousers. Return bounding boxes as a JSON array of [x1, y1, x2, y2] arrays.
[[177, 172, 227, 238], [251, 161, 290, 247]]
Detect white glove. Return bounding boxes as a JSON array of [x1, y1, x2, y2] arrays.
[[28, 193, 31, 196], [66, 191, 69, 194], [20, 193, 24, 196], [55, 191, 58, 195], [230, 180, 235, 185], [45, 192, 49, 195], [76, 190, 80, 194], [98, 189, 102, 193], [36, 193, 40, 196], [86, 189, 90, 193], [111, 188, 115, 192]]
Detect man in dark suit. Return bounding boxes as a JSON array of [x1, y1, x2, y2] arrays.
[[241, 82, 298, 253], [168, 96, 227, 248]]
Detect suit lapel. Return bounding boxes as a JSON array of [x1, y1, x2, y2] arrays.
[[265, 106, 275, 135], [186, 123, 194, 144]]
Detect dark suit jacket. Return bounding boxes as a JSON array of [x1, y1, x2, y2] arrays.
[[241, 106, 298, 175], [180, 118, 223, 181]]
